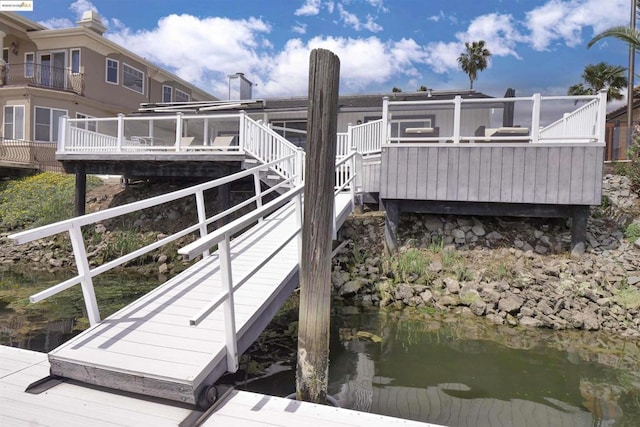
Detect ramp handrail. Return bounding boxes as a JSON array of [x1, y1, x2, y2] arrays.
[[8, 155, 297, 327], [178, 151, 358, 372]]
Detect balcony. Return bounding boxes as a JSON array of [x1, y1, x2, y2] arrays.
[[1, 63, 84, 95]]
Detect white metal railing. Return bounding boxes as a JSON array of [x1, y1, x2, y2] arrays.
[[243, 116, 305, 185], [382, 90, 607, 145], [8, 156, 296, 328], [58, 113, 246, 154], [349, 119, 384, 155], [538, 96, 602, 140]]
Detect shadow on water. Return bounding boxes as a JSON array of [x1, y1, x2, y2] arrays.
[[243, 305, 640, 427]]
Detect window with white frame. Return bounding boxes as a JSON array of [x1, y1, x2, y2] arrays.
[[175, 88, 190, 102], [123, 63, 144, 94], [76, 113, 97, 132], [34, 106, 67, 142], [105, 58, 119, 84], [270, 119, 307, 147], [24, 52, 34, 77], [70, 49, 81, 74], [3, 105, 25, 140], [162, 85, 173, 103]]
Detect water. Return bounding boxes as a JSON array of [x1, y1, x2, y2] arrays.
[[243, 306, 640, 427], [0, 267, 162, 351], [3, 267, 640, 426]]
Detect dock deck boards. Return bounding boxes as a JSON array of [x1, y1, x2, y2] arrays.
[[1, 345, 439, 426], [47, 194, 353, 404]]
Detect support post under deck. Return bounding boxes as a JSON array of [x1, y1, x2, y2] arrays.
[[383, 199, 399, 254], [75, 163, 86, 216], [571, 206, 589, 258]]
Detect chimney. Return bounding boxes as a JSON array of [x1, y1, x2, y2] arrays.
[[77, 10, 107, 35], [227, 72, 253, 100]]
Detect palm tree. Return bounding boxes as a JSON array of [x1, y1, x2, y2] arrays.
[[567, 62, 628, 102], [457, 40, 491, 90], [587, 0, 640, 49]]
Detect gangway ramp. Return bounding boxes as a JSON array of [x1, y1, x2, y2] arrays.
[[9, 119, 359, 407]]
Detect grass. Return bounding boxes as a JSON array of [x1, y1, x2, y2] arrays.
[[613, 285, 640, 310]]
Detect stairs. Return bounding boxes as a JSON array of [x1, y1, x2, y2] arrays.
[[242, 155, 292, 194]]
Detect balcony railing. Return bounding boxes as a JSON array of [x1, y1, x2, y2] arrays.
[[1, 63, 84, 95], [0, 137, 63, 172]]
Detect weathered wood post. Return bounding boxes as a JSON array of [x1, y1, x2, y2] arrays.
[[296, 48, 340, 404]]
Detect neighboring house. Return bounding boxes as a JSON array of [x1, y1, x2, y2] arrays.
[[0, 11, 216, 147], [605, 96, 640, 161]]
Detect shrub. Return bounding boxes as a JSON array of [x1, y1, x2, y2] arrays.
[[0, 172, 101, 230], [625, 223, 640, 243], [626, 139, 640, 195]]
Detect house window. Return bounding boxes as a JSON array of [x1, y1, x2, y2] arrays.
[[24, 52, 34, 77], [123, 63, 144, 94], [70, 49, 81, 74], [3, 105, 25, 140], [76, 113, 97, 132], [175, 88, 190, 102], [270, 120, 307, 147], [162, 85, 173, 103], [105, 58, 119, 84], [34, 106, 67, 142], [2, 48, 8, 63]]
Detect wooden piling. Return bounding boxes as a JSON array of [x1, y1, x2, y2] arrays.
[[296, 48, 340, 404]]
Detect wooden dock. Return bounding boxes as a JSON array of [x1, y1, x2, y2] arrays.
[[43, 194, 352, 406], [1, 345, 440, 426]]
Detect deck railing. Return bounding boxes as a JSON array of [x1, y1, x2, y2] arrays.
[[382, 90, 607, 145], [349, 119, 384, 155], [59, 113, 246, 153], [243, 116, 305, 184], [0, 138, 63, 172]]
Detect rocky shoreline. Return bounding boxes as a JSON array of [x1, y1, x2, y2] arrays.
[[333, 174, 640, 338], [2, 174, 640, 339]]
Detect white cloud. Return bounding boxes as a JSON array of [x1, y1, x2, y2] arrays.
[[456, 13, 524, 59], [292, 23, 307, 34], [364, 0, 389, 13], [423, 41, 461, 74], [525, 0, 628, 51], [39, 18, 74, 29], [107, 14, 272, 89], [69, 0, 98, 19], [337, 4, 383, 32], [295, 0, 322, 16], [427, 13, 442, 23]]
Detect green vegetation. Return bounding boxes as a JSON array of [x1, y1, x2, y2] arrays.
[[567, 62, 627, 102], [625, 223, 640, 243], [613, 285, 640, 310], [457, 40, 491, 90], [0, 172, 101, 231], [395, 249, 430, 282]]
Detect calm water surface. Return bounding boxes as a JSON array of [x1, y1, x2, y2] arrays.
[[245, 306, 640, 427]]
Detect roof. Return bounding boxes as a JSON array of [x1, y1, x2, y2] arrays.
[[138, 89, 494, 114]]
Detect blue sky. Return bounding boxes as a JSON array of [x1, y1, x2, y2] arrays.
[[21, 0, 633, 106]]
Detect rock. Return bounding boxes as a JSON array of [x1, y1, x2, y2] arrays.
[[471, 225, 486, 236], [443, 277, 460, 294], [158, 263, 169, 274], [157, 254, 168, 264], [439, 295, 458, 306], [498, 295, 524, 314], [486, 231, 503, 240], [394, 284, 415, 302], [420, 290, 433, 304], [470, 300, 486, 316], [423, 217, 442, 232], [520, 316, 542, 327], [486, 313, 504, 325], [452, 229, 466, 239], [332, 271, 351, 290], [341, 278, 369, 297], [583, 312, 600, 330], [628, 276, 640, 286]]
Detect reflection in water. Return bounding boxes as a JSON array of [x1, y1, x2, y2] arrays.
[[327, 308, 639, 427]]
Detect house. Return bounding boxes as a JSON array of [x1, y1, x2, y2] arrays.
[[604, 90, 640, 161], [0, 11, 217, 172]]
